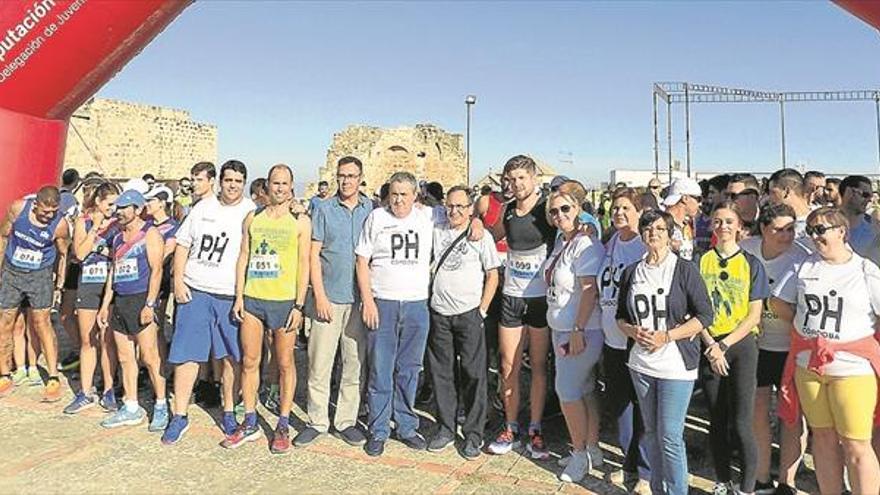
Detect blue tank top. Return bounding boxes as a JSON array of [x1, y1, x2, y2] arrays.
[[3, 199, 63, 272], [79, 215, 119, 285], [111, 223, 152, 295]]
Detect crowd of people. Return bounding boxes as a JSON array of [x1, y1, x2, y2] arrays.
[[1, 156, 880, 495]]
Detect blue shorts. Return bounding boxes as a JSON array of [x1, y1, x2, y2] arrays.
[[244, 296, 294, 331], [169, 288, 241, 364]]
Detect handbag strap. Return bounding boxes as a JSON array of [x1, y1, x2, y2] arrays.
[[431, 227, 470, 291], [545, 234, 579, 286]]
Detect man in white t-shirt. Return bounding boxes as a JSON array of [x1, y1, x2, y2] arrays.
[[162, 160, 256, 445], [356, 171, 440, 457], [767, 169, 814, 252], [425, 186, 500, 459]]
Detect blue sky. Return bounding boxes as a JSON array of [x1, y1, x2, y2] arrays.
[[98, 1, 880, 191]]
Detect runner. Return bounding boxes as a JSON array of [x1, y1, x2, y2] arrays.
[[144, 185, 179, 346], [698, 201, 769, 495], [767, 169, 814, 251], [58, 168, 82, 373], [425, 185, 500, 459], [740, 203, 809, 495], [0, 186, 70, 402], [662, 177, 702, 261], [294, 156, 372, 448], [96, 189, 168, 430], [488, 155, 556, 459], [63, 181, 121, 414], [224, 164, 310, 454], [838, 175, 880, 266], [162, 160, 254, 444]]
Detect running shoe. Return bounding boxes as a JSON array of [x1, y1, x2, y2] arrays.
[[27, 367, 42, 386], [587, 444, 604, 468], [220, 423, 262, 449], [63, 391, 97, 414], [712, 481, 735, 495], [0, 375, 13, 397], [270, 425, 291, 455], [631, 479, 652, 495], [148, 402, 170, 432], [100, 389, 118, 412], [11, 368, 27, 386], [42, 377, 62, 403], [161, 415, 190, 445], [526, 430, 550, 460], [487, 426, 520, 455], [101, 406, 146, 428], [222, 412, 238, 437], [755, 480, 775, 495], [559, 450, 590, 483]]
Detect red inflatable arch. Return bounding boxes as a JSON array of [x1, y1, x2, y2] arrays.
[[0, 0, 191, 213]]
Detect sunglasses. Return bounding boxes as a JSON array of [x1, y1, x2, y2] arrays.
[[805, 224, 842, 237], [650, 185, 660, 190], [854, 190, 873, 199], [548, 204, 573, 217]]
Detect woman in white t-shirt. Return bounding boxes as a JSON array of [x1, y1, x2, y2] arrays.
[[772, 207, 880, 495], [542, 190, 605, 483], [615, 209, 714, 495], [597, 187, 650, 488]]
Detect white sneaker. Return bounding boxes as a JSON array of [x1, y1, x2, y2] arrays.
[[631, 479, 652, 495], [587, 444, 604, 468], [559, 450, 590, 483], [713, 481, 735, 495]]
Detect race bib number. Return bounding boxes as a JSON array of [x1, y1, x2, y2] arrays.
[[507, 251, 543, 281], [248, 253, 280, 279], [82, 262, 109, 284], [11, 247, 43, 270], [114, 258, 139, 283]]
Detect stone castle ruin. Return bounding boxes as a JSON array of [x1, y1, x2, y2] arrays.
[[305, 124, 467, 198]]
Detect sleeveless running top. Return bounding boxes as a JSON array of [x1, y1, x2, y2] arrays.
[[243, 208, 299, 301], [79, 214, 119, 285], [502, 196, 556, 298], [4, 199, 64, 272], [111, 223, 153, 295], [483, 193, 509, 254]]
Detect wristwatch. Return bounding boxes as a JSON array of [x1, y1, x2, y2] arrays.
[[717, 341, 729, 353], [292, 302, 304, 313], [145, 300, 157, 309]]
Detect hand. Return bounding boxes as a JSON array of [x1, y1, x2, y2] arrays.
[[285, 307, 303, 333], [634, 326, 657, 351], [97, 306, 109, 330], [290, 202, 305, 215], [232, 297, 245, 323], [578, 223, 597, 238], [174, 281, 192, 304], [91, 210, 106, 226], [361, 299, 379, 330], [479, 307, 488, 320], [140, 306, 155, 326], [53, 288, 62, 308], [709, 352, 730, 376], [567, 331, 586, 356], [316, 295, 333, 323], [468, 217, 485, 241]]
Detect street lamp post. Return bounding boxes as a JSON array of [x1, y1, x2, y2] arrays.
[[465, 94, 476, 184]]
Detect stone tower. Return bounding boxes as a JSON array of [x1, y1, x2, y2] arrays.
[[305, 124, 466, 199]]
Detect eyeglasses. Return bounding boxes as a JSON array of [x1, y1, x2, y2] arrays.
[[446, 204, 470, 211], [805, 224, 842, 237], [337, 173, 361, 182], [854, 190, 873, 199], [650, 185, 660, 190], [548, 204, 573, 217]]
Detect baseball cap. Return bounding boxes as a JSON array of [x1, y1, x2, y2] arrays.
[[122, 178, 150, 195], [116, 189, 146, 209], [550, 175, 570, 190], [144, 185, 174, 204], [662, 177, 702, 206]]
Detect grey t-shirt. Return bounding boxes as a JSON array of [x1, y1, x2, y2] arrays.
[[430, 222, 502, 316]]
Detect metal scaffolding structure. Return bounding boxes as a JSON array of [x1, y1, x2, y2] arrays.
[[652, 82, 880, 181]]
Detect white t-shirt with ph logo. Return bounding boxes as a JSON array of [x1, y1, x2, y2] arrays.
[[355, 205, 441, 302], [774, 252, 880, 376], [599, 232, 647, 350]]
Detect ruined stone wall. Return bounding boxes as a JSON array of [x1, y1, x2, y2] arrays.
[[63, 98, 217, 180], [305, 124, 466, 199]]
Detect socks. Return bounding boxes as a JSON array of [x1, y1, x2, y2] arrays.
[[124, 400, 139, 413], [506, 421, 519, 433], [277, 415, 289, 430], [244, 412, 257, 428], [528, 421, 542, 434], [155, 398, 167, 408]]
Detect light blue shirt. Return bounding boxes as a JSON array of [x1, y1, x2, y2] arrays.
[[311, 194, 373, 304]]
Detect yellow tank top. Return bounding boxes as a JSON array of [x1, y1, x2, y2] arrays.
[[243, 208, 298, 301], [699, 249, 759, 338]]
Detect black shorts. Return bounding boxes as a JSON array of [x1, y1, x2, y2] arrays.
[[64, 263, 81, 290], [499, 294, 548, 328], [111, 292, 155, 335], [0, 265, 53, 310], [756, 349, 788, 389], [75, 283, 105, 311]]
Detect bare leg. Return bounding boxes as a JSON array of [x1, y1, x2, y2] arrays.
[[498, 325, 526, 425], [239, 314, 264, 414], [527, 326, 549, 426], [135, 324, 166, 400], [28, 309, 58, 378], [841, 437, 880, 495], [753, 386, 773, 484], [273, 329, 297, 419], [77, 309, 100, 392], [172, 362, 199, 416], [812, 428, 845, 494]]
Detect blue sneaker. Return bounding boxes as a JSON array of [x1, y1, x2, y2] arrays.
[[63, 391, 96, 414], [149, 403, 170, 432], [101, 406, 146, 428], [161, 415, 190, 445], [100, 389, 118, 412], [222, 412, 238, 436]]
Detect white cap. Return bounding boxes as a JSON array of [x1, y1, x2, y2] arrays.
[[144, 185, 174, 204], [662, 177, 702, 206], [123, 178, 150, 195]]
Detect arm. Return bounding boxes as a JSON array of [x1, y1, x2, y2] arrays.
[[479, 268, 499, 316], [172, 244, 192, 304], [73, 215, 101, 261], [232, 212, 254, 322], [356, 255, 378, 330], [53, 220, 71, 292], [567, 275, 599, 356], [162, 238, 177, 262], [286, 215, 311, 332], [309, 240, 333, 322], [96, 262, 115, 330], [141, 228, 164, 326]]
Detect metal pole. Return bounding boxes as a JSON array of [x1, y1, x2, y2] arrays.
[[875, 94, 880, 173], [780, 98, 787, 169], [684, 83, 691, 177], [653, 90, 659, 179], [667, 100, 673, 183], [466, 103, 471, 184]]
